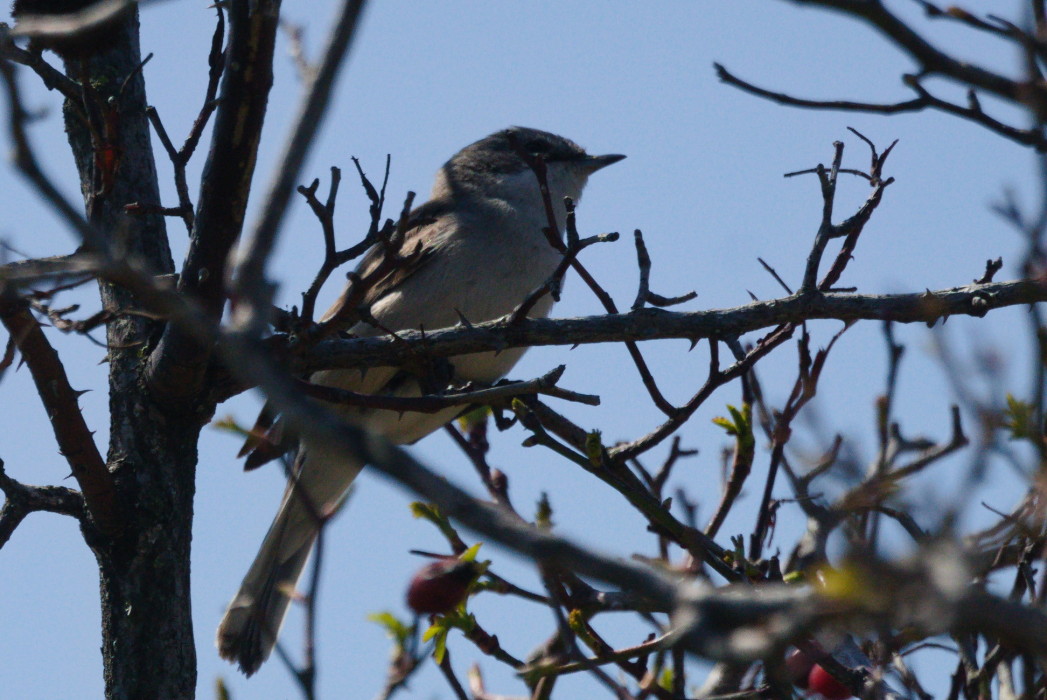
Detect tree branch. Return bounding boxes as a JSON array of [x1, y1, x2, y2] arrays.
[[0, 292, 117, 534], [145, 0, 281, 404], [715, 63, 1047, 151], [0, 458, 84, 548], [783, 0, 1024, 103], [232, 0, 368, 332], [295, 279, 1046, 376]]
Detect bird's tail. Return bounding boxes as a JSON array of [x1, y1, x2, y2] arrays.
[[216, 445, 362, 676]]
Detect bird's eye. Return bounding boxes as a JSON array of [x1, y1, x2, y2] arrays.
[[526, 141, 572, 162]]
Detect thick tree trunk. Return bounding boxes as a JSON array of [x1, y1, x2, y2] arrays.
[[59, 9, 203, 699]]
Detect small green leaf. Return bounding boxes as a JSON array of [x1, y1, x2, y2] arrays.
[[410, 502, 464, 548], [460, 542, 483, 562], [432, 630, 448, 663], [367, 611, 411, 643], [423, 620, 450, 664], [711, 416, 734, 431], [422, 619, 446, 642], [567, 608, 586, 632], [566, 608, 598, 648], [410, 502, 438, 520], [212, 415, 247, 436], [1004, 393, 1037, 441], [713, 403, 755, 455]]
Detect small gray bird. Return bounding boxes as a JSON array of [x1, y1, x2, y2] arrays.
[[216, 127, 625, 675]]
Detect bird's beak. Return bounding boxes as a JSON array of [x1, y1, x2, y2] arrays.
[[583, 153, 626, 173]]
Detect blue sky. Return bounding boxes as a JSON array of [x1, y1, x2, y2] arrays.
[[0, 1, 1038, 698]]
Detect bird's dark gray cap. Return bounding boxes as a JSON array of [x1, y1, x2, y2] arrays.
[[447, 127, 625, 178]]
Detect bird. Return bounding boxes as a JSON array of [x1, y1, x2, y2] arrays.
[[216, 126, 625, 675]]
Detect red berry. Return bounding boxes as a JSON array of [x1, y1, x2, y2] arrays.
[[807, 663, 852, 700], [785, 648, 814, 688], [406, 558, 480, 614]]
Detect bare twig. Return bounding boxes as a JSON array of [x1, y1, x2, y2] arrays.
[[0, 458, 84, 548], [0, 30, 100, 246], [298, 364, 598, 414], [508, 136, 676, 417], [0, 27, 79, 101], [297, 167, 344, 324], [233, 0, 368, 326], [751, 323, 852, 558], [0, 292, 117, 533], [296, 156, 393, 328], [437, 652, 471, 700], [523, 633, 672, 680], [144, 6, 225, 234], [975, 257, 1005, 284], [146, 0, 282, 403], [715, 62, 1047, 151], [631, 230, 697, 311]]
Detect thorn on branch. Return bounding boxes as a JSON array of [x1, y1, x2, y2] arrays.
[[967, 89, 983, 114], [758, 257, 794, 295]]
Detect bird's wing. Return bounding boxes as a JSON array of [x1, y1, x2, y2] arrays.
[[238, 200, 457, 469], [321, 199, 454, 324]]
